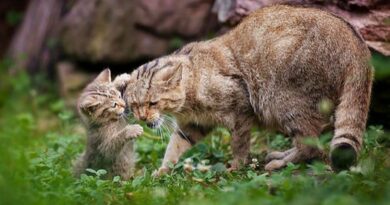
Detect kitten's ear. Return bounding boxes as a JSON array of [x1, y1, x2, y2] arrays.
[[156, 64, 183, 87], [93, 68, 111, 84]]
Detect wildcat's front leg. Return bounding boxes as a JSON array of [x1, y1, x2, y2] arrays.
[[153, 123, 211, 177], [229, 117, 253, 171], [153, 132, 192, 177]]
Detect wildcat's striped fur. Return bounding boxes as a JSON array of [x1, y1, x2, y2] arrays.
[[121, 5, 373, 174], [73, 69, 143, 180]]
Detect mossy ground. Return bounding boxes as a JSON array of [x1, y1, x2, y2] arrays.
[[1, 61, 390, 205]]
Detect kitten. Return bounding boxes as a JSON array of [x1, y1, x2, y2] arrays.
[[123, 5, 373, 175], [73, 69, 143, 180]]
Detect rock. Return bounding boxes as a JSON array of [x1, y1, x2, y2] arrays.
[[60, 0, 217, 63], [56, 61, 93, 106], [135, 0, 216, 37], [60, 0, 169, 63]]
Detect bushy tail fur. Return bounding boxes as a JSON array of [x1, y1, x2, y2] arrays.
[[330, 61, 373, 170]]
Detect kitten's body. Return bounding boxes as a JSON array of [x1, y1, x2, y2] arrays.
[[124, 5, 373, 174], [73, 69, 143, 180]]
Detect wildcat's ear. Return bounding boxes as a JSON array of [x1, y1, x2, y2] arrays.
[[93, 68, 111, 84], [155, 64, 183, 87]]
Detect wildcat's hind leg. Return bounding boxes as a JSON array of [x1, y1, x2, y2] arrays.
[[265, 133, 324, 171], [264, 94, 325, 171]]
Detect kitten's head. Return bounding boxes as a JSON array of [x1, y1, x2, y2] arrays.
[[124, 56, 188, 128], [78, 69, 126, 124]]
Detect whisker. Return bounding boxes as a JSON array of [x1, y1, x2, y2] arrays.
[[157, 125, 163, 142], [161, 119, 173, 142], [159, 125, 166, 143], [162, 115, 177, 132], [153, 116, 164, 142], [164, 116, 190, 143]]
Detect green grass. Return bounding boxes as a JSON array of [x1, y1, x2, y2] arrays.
[[1, 67, 390, 205]]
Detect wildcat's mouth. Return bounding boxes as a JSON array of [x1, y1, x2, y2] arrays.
[[146, 118, 164, 129]]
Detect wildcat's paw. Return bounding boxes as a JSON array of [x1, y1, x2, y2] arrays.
[[152, 167, 169, 178], [227, 167, 238, 173], [126, 124, 143, 138], [227, 161, 241, 173], [265, 147, 297, 162], [227, 158, 246, 172], [264, 159, 286, 171]]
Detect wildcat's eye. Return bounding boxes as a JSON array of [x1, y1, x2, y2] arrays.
[[111, 102, 117, 108], [150, 101, 158, 106]]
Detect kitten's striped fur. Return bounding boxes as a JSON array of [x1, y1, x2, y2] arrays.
[[122, 5, 373, 174], [73, 69, 143, 180]]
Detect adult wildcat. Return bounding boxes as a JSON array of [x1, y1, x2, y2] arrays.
[[73, 69, 143, 180], [123, 5, 373, 175]]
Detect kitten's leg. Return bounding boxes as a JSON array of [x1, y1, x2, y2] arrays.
[[229, 117, 254, 171], [113, 142, 135, 180], [73, 152, 88, 177], [154, 124, 211, 177]]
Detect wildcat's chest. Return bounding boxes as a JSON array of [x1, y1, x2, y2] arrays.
[[176, 110, 219, 128]]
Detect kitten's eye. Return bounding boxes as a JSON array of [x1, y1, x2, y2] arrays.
[[112, 102, 117, 108], [150, 101, 158, 106]]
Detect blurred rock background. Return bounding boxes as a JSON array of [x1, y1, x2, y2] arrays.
[[1, 0, 389, 127]]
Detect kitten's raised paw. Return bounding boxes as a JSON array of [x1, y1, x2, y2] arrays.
[[127, 124, 143, 138], [113, 73, 131, 90], [152, 167, 169, 178]]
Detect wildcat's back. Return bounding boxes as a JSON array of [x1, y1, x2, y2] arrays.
[[219, 5, 372, 169]]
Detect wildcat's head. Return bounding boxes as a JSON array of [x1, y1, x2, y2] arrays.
[[124, 56, 188, 128], [78, 69, 126, 124]]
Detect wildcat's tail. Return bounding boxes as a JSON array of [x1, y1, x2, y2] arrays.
[[330, 60, 373, 171]]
